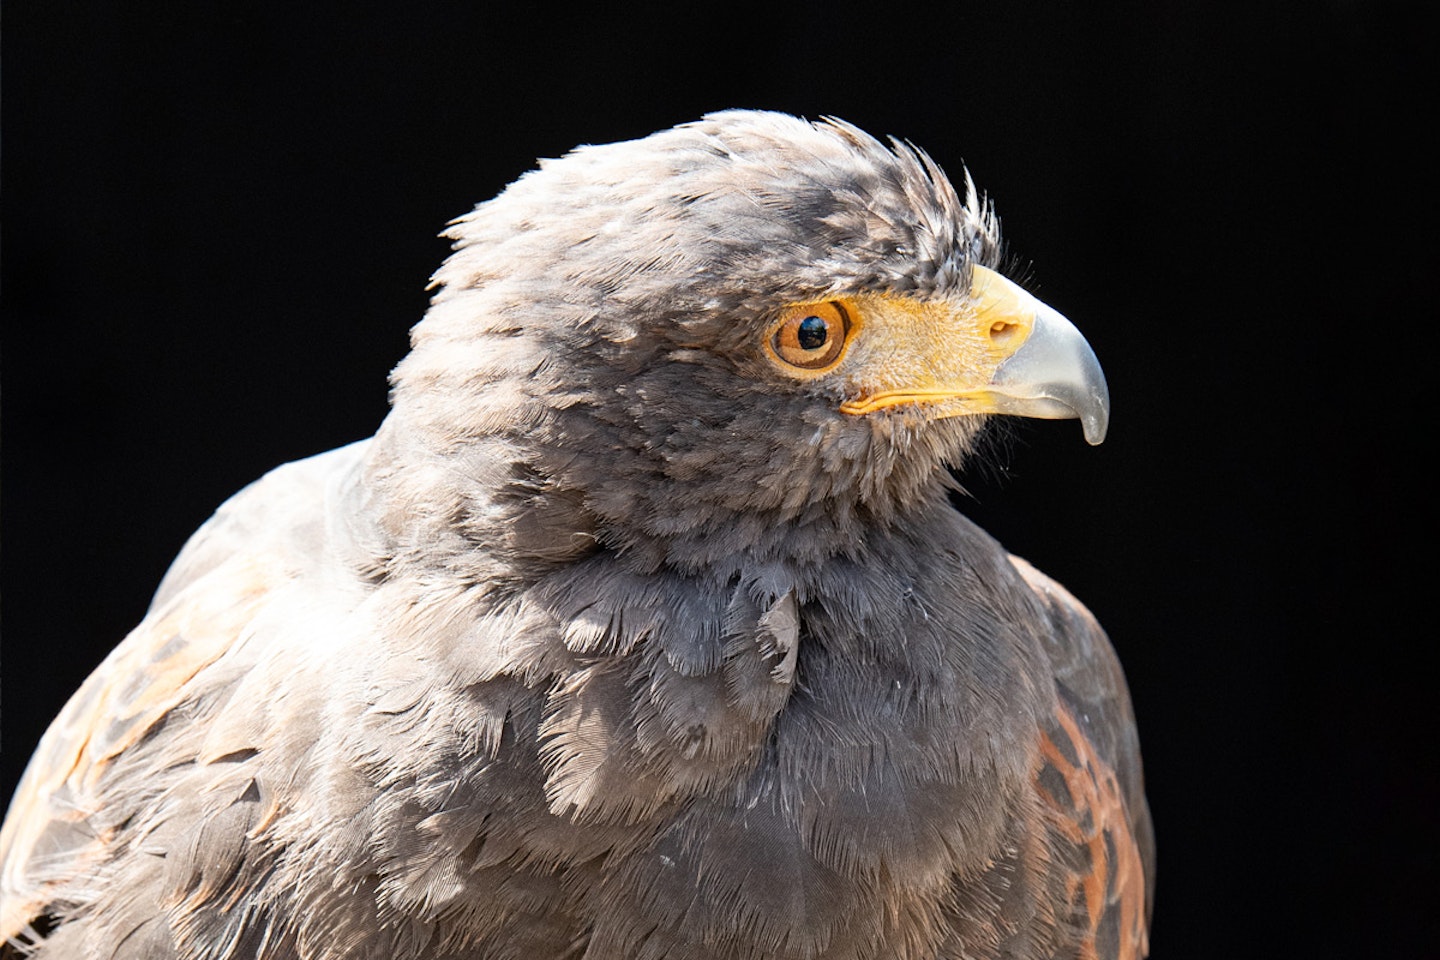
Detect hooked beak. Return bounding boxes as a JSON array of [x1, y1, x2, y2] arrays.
[[837, 266, 1110, 444]]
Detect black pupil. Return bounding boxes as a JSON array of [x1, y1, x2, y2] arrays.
[[797, 315, 828, 350]]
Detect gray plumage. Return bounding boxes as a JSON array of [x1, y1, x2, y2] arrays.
[[1, 111, 1152, 959]]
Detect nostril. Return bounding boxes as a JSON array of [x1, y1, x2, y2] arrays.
[[989, 320, 1020, 346]]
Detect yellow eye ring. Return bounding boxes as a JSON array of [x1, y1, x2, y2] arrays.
[[767, 301, 852, 372]]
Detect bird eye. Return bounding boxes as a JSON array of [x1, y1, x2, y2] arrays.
[[769, 301, 851, 372]]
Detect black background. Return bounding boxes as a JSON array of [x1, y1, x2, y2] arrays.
[[2, 2, 1431, 957]]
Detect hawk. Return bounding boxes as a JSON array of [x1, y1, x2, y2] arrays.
[[2, 111, 1152, 960]]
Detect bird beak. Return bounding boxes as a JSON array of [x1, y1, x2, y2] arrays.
[[838, 266, 1110, 445], [974, 267, 1110, 445]]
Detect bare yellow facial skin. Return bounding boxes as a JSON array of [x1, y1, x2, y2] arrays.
[[835, 289, 1031, 417]]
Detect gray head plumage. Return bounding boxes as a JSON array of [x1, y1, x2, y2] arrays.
[[370, 111, 1006, 576]]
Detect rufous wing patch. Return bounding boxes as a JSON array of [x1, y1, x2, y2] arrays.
[[1033, 704, 1149, 960]]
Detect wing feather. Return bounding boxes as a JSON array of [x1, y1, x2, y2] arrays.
[[0, 444, 368, 948], [1009, 554, 1154, 959], [0, 555, 284, 941]]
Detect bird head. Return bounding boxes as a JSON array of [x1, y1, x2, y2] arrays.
[[376, 111, 1107, 575]]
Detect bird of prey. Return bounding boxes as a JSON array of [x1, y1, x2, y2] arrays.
[[1, 110, 1152, 960]]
